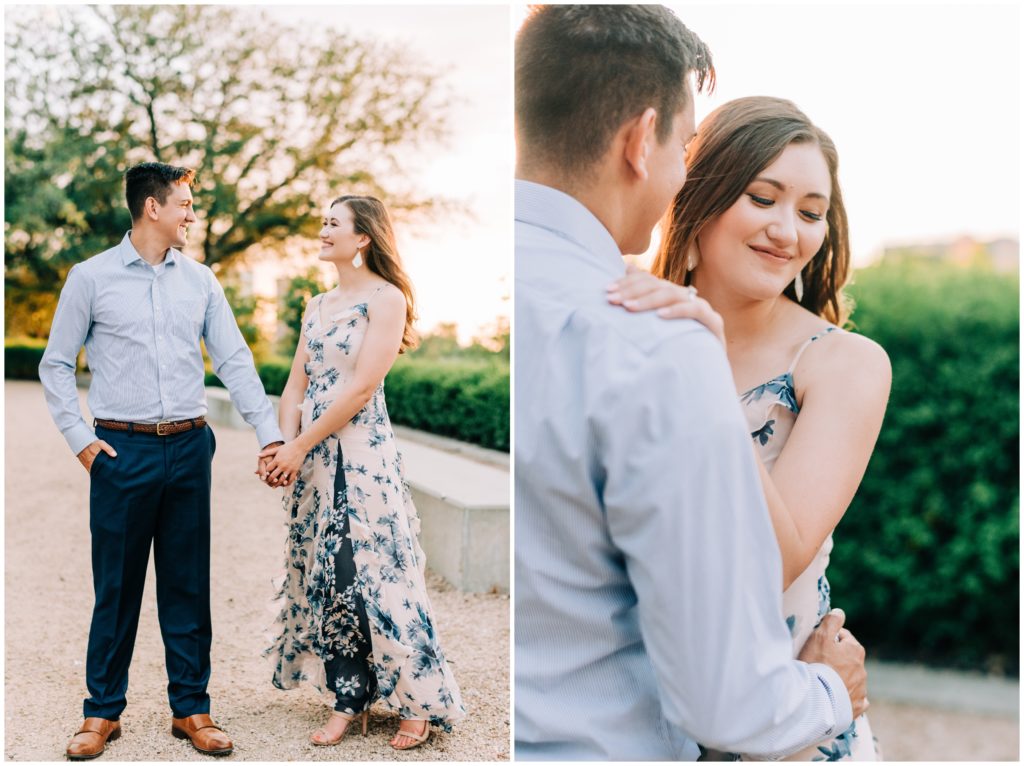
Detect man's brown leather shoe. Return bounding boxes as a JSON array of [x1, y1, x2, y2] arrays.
[[171, 713, 233, 756], [66, 718, 121, 760]]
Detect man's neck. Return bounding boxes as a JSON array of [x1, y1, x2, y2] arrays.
[[517, 167, 629, 253], [128, 229, 171, 266]]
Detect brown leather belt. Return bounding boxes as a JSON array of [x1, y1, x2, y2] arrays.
[[94, 417, 207, 436]]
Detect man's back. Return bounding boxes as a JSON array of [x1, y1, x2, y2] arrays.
[[516, 181, 753, 760]]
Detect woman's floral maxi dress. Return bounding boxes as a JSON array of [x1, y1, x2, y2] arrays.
[[267, 291, 466, 730]]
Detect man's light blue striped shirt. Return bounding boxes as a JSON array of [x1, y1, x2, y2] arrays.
[[39, 232, 283, 455]]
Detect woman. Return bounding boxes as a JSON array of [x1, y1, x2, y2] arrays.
[[608, 97, 890, 761], [262, 195, 465, 749]]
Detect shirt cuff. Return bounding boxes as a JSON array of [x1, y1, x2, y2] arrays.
[[65, 421, 98, 457], [255, 419, 285, 449], [809, 662, 853, 736]]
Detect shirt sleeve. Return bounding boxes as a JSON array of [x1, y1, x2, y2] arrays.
[[38, 264, 98, 455], [201, 271, 284, 448], [597, 327, 853, 758]]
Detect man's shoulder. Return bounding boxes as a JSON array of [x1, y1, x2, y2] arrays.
[[580, 298, 712, 358], [517, 259, 715, 363], [73, 244, 123, 275], [172, 250, 213, 276], [516, 215, 722, 365]]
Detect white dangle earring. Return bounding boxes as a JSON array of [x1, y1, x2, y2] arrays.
[[352, 247, 364, 269], [794, 268, 804, 302], [685, 241, 700, 272]]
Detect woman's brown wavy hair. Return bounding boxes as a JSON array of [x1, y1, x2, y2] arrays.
[[332, 194, 419, 352], [651, 96, 852, 325]]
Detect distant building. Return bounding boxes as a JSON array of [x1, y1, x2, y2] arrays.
[[881, 236, 1019, 273]]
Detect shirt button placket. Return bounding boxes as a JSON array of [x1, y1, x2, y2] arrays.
[[153, 274, 169, 414]]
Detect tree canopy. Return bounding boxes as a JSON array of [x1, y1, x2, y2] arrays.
[[5, 5, 451, 335]]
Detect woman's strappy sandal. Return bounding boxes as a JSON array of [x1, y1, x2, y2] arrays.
[[309, 710, 369, 746], [390, 719, 431, 750]]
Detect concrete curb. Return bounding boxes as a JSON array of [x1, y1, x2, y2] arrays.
[[867, 660, 1019, 717]]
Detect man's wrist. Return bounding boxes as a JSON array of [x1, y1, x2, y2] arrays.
[[808, 662, 853, 735], [255, 418, 285, 448], [66, 423, 98, 457]]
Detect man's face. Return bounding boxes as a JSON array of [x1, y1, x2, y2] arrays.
[[154, 182, 197, 249], [623, 93, 696, 255]]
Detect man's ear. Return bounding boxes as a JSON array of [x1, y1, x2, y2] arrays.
[[623, 107, 658, 182], [144, 196, 160, 221]]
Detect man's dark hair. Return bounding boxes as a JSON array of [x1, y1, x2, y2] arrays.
[[124, 162, 196, 220], [516, 5, 714, 178]]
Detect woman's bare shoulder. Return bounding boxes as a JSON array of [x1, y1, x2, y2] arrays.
[[806, 327, 892, 399], [368, 280, 406, 314]]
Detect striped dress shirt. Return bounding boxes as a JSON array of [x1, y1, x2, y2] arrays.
[[514, 180, 852, 760], [39, 232, 283, 455]]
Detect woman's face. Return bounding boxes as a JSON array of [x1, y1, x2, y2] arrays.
[[696, 141, 830, 302], [319, 202, 368, 263]]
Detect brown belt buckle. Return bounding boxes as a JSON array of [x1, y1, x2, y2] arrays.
[[156, 420, 173, 436]]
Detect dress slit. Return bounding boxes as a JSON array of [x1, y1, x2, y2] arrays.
[[323, 441, 377, 713]]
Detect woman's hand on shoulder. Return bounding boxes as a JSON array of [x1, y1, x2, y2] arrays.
[[607, 265, 725, 345]]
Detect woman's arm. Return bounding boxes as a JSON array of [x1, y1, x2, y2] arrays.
[[263, 285, 407, 482], [257, 301, 313, 485], [766, 333, 892, 589], [277, 314, 313, 441]]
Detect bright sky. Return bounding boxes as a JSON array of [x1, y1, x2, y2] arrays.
[[260, 5, 512, 342], [514, 3, 1020, 267]]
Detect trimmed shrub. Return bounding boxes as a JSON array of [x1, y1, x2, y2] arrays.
[[829, 259, 1019, 673], [5, 338, 48, 380], [386, 356, 510, 452]]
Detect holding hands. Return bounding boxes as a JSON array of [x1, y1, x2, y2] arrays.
[[607, 264, 726, 346], [255, 439, 307, 488]]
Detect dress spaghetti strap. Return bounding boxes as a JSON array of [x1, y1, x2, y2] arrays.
[[786, 326, 840, 373]]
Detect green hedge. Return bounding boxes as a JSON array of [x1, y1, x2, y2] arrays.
[[829, 259, 1019, 673], [386, 356, 510, 452], [209, 355, 510, 452], [5, 338, 47, 379]]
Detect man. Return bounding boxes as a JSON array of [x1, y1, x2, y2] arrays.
[[39, 162, 284, 759], [515, 6, 868, 760]]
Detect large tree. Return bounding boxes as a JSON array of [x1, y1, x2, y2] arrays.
[[5, 5, 451, 335]]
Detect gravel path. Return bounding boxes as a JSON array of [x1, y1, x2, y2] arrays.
[[869, 700, 1018, 761], [4, 381, 510, 761]]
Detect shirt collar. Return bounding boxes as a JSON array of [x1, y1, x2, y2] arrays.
[[120, 231, 179, 267], [515, 179, 624, 276]]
